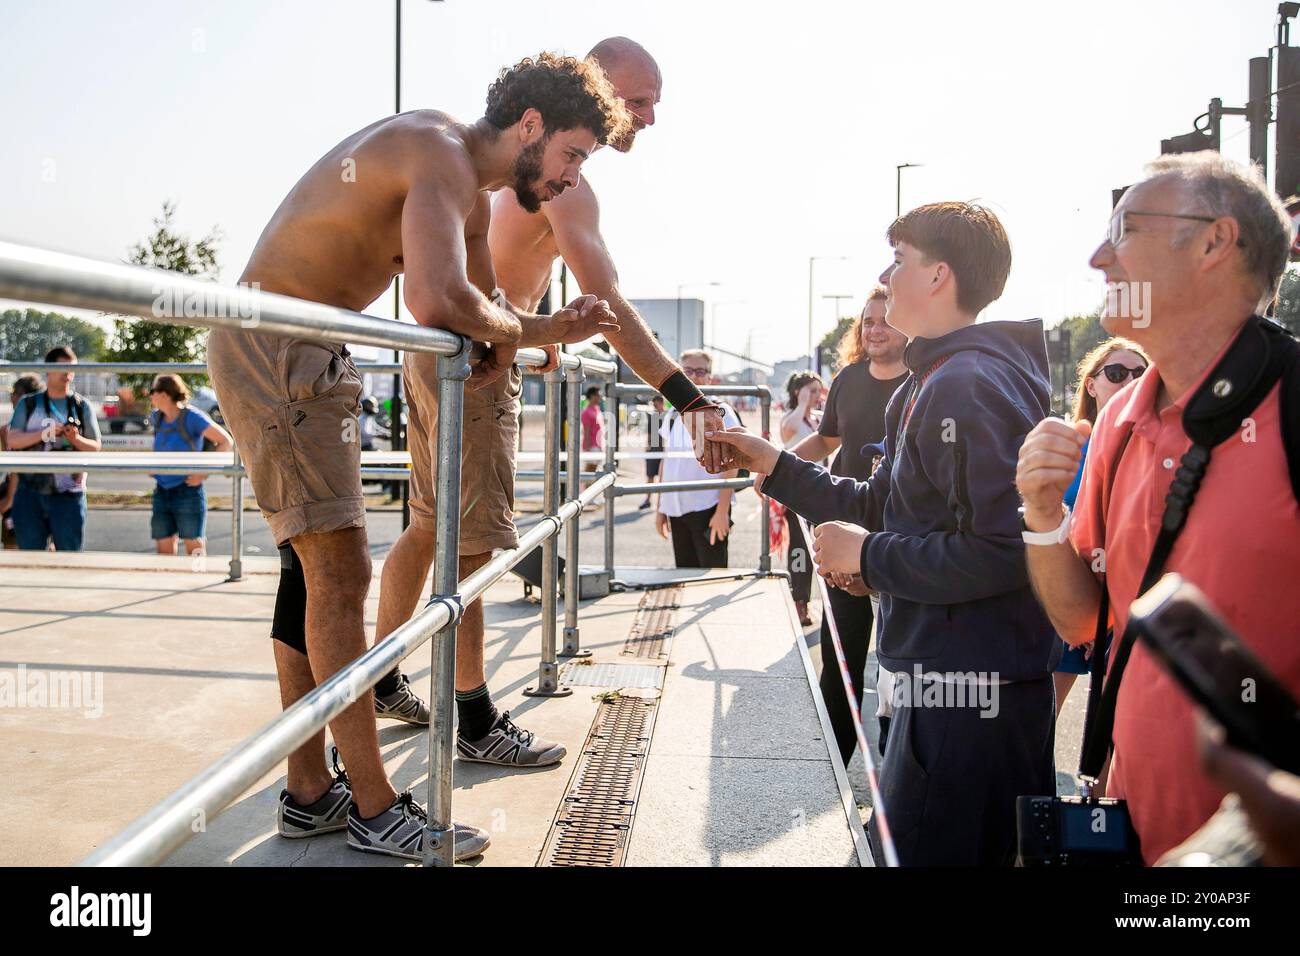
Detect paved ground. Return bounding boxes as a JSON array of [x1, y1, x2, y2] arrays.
[[0, 557, 864, 867]]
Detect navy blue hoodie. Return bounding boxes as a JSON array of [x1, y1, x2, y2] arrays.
[[764, 318, 1060, 681]]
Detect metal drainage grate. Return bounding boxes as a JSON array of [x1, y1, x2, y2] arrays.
[[560, 662, 663, 690], [621, 585, 681, 660], [539, 695, 659, 867]]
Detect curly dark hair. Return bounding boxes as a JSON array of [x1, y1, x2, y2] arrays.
[[784, 370, 823, 410], [484, 52, 631, 146]]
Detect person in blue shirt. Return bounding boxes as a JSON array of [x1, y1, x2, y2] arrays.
[[1053, 338, 1147, 716], [148, 374, 232, 555], [6, 346, 103, 550]]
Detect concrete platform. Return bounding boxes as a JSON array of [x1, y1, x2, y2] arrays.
[[0, 552, 864, 867]]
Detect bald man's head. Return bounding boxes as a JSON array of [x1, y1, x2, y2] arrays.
[[587, 37, 661, 152]]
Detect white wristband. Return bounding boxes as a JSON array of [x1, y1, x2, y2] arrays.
[[1020, 507, 1072, 546]]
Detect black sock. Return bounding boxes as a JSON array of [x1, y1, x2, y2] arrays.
[[375, 668, 402, 698], [456, 683, 498, 740]]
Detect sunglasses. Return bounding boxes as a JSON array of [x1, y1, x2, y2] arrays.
[[1094, 363, 1146, 384]]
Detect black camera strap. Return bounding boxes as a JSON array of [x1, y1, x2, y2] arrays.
[[1078, 316, 1296, 782]]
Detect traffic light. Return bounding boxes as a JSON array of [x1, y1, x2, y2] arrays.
[[1161, 125, 1219, 155], [1276, 45, 1300, 199]]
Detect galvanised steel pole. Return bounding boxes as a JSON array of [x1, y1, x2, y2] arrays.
[[561, 361, 589, 658], [423, 339, 471, 867], [524, 366, 570, 697], [227, 444, 244, 582], [603, 369, 616, 577]]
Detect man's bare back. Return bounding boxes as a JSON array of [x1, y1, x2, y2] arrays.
[[240, 111, 485, 313]]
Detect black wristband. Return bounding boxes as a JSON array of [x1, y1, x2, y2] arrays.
[[658, 369, 718, 414]]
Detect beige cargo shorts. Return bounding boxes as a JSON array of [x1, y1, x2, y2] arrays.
[[403, 350, 521, 555], [208, 327, 365, 546]]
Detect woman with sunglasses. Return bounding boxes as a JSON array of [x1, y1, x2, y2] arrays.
[[1054, 337, 1149, 716]]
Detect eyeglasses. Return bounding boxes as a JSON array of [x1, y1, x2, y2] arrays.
[[682, 366, 711, 375], [1107, 210, 1246, 248], [1094, 363, 1146, 384]]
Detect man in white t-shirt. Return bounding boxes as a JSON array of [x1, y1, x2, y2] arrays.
[[655, 350, 741, 567]]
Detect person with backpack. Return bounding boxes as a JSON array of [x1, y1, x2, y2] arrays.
[[1017, 152, 1300, 864], [1, 374, 44, 549], [5, 346, 102, 551], [148, 374, 232, 555]]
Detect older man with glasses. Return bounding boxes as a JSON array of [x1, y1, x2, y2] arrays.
[[1017, 152, 1300, 863]]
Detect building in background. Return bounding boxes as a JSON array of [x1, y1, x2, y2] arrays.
[[628, 298, 705, 362]]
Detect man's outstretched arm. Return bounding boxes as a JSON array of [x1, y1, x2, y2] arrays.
[[401, 168, 522, 345], [547, 184, 726, 469]]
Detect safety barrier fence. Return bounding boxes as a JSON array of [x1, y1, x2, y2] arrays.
[[0, 240, 777, 867]]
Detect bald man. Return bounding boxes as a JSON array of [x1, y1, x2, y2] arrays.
[[489, 38, 726, 459]]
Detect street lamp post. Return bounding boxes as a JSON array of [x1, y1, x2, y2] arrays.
[[807, 256, 849, 366], [896, 162, 923, 218]]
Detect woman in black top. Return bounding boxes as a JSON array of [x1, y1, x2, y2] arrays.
[[787, 287, 909, 765]]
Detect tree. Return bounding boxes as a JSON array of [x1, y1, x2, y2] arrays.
[[0, 308, 106, 362], [817, 314, 857, 375], [102, 201, 221, 394]]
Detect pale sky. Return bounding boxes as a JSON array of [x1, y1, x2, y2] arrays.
[[0, 0, 1276, 366]]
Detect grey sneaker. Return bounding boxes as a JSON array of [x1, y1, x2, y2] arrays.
[[374, 673, 430, 726], [457, 711, 567, 767], [277, 748, 352, 839], [346, 791, 490, 862]]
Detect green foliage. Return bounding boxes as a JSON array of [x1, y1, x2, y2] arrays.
[[0, 308, 106, 362], [817, 315, 857, 375], [101, 201, 221, 395], [1041, 306, 1109, 414]]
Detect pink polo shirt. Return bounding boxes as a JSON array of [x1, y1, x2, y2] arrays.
[[1071, 333, 1300, 864]]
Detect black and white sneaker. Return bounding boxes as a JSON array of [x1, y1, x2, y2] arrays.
[[277, 748, 352, 839], [457, 711, 567, 767], [346, 791, 490, 862], [374, 673, 431, 726]]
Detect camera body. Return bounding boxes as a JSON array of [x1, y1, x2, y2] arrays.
[[1016, 795, 1141, 866]]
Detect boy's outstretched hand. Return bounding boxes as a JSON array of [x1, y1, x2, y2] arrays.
[[703, 426, 781, 475]]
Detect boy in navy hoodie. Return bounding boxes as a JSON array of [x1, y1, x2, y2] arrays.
[[708, 202, 1059, 865]]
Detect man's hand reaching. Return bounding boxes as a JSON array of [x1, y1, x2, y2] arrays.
[[686, 407, 728, 473], [702, 425, 781, 475], [549, 294, 620, 345]]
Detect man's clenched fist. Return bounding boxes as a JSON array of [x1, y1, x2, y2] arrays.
[[1015, 417, 1091, 530]]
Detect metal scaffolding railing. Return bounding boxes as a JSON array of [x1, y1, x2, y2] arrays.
[[0, 239, 774, 868]]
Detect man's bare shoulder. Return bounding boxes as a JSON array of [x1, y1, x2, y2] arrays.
[[544, 175, 600, 227], [366, 111, 480, 205]]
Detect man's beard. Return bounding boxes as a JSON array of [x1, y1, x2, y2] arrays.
[[512, 140, 548, 213], [608, 122, 639, 153]]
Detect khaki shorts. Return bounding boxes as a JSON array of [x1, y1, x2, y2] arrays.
[[208, 328, 364, 546], [404, 351, 521, 555]]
